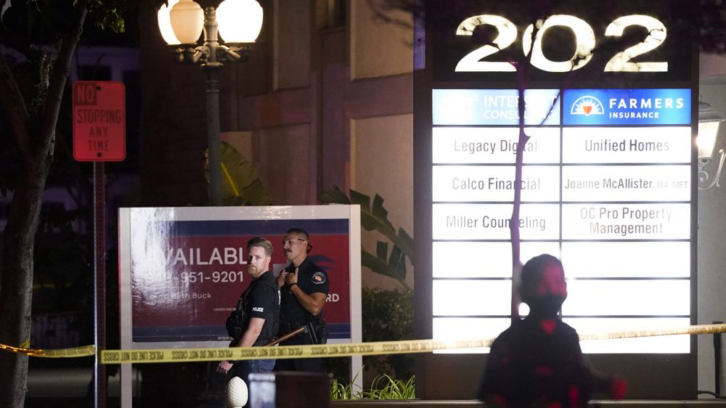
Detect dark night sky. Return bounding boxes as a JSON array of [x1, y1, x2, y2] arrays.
[[2, 0, 140, 48]]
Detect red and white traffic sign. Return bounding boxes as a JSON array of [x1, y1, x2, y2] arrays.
[[73, 81, 126, 162]]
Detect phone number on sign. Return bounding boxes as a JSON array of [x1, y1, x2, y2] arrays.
[[179, 271, 244, 284]]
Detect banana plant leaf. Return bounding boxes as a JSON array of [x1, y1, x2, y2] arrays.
[[205, 142, 273, 206], [362, 248, 411, 292], [320, 186, 414, 261]]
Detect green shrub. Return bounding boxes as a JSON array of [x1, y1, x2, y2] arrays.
[[331, 373, 415, 400], [330, 376, 362, 400], [362, 288, 414, 381], [363, 374, 415, 400]]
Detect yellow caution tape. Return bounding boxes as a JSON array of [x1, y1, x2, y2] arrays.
[[100, 339, 457, 364], [0, 342, 95, 358], [577, 323, 726, 342], [3, 323, 726, 363], [99, 323, 726, 364]]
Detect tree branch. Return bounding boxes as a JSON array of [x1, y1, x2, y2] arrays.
[[38, 0, 88, 157], [0, 52, 31, 157]]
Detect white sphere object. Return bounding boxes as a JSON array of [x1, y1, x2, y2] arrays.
[[226, 376, 249, 408]]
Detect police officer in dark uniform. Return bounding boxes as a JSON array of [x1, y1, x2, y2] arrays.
[[217, 237, 280, 399], [274, 228, 329, 372]]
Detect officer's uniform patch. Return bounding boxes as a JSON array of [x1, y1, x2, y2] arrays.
[[312, 271, 326, 284]]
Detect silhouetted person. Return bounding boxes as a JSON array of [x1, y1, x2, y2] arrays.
[[479, 254, 626, 408]]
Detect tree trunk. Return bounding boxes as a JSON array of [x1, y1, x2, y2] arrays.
[[0, 1, 87, 406], [0, 153, 52, 408]]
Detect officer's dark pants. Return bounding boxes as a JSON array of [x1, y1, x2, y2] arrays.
[[207, 359, 275, 408], [273, 331, 324, 372], [234, 359, 276, 408]]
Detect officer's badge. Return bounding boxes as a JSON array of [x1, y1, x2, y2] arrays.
[[312, 271, 326, 284]]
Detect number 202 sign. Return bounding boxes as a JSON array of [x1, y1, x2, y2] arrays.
[[430, 1, 694, 82], [456, 14, 666, 73]]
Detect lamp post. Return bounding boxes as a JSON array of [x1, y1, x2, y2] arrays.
[[697, 99, 725, 190], [158, 0, 263, 205]]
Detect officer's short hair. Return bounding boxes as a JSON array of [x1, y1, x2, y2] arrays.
[[520, 254, 563, 298], [247, 237, 273, 256], [285, 228, 309, 241], [285, 228, 312, 253]]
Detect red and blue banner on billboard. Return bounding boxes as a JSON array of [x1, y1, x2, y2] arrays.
[[120, 207, 359, 346]]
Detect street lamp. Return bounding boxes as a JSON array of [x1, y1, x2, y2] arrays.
[[697, 99, 725, 190], [158, 0, 263, 205]]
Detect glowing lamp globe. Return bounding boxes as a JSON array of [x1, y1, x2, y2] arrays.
[[226, 376, 249, 408], [217, 0, 263, 43], [169, 0, 204, 45], [157, 0, 181, 45]]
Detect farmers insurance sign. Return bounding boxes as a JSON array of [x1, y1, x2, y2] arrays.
[[417, 0, 696, 374], [564, 89, 691, 125]]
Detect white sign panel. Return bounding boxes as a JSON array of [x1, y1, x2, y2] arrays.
[[563, 280, 689, 316], [433, 280, 513, 316], [433, 127, 560, 164], [562, 165, 690, 201], [563, 127, 691, 163], [430, 87, 693, 355], [561, 242, 690, 278], [433, 318, 512, 353], [433, 165, 560, 202], [433, 241, 560, 278], [562, 203, 690, 239], [566, 318, 690, 354], [433, 204, 559, 240], [433, 89, 561, 126]]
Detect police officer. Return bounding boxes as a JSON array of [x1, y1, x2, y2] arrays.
[[217, 237, 280, 394], [274, 228, 329, 372]]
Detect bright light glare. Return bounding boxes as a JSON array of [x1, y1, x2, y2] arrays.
[[433, 318, 511, 353], [433, 242, 560, 278], [562, 242, 689, 278], [566, 317, 689, 353], [433, 280, 511, 316], [563, 280, 689, 316], [217, 0, 264, 43]]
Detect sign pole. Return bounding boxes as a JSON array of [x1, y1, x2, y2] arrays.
[[72, 80, 124, 408], [94, 160, 107, 408]]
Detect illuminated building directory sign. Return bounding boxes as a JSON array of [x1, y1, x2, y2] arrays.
[[415, 0, 697, 399], [430, 87, 692, 354]]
